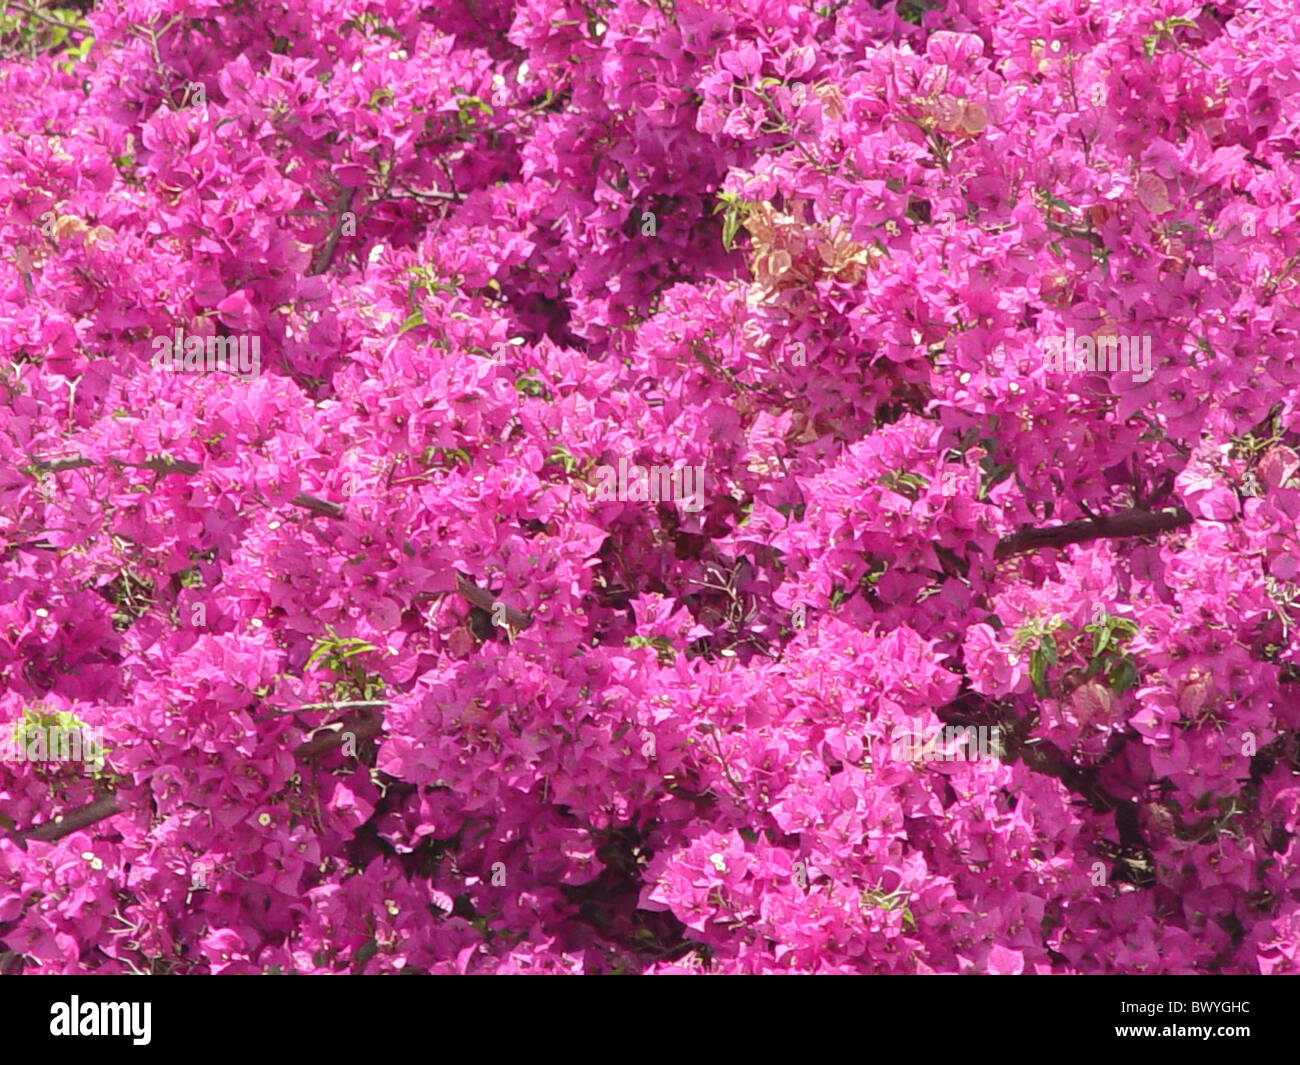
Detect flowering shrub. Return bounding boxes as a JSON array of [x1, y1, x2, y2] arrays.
[[1, 0, 1299, 974]]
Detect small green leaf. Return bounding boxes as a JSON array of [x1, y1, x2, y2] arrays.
[[514, 373, 549, 399], [546, 446, 578, 474], [1030, 642, 1051, 696], [1109, 658, 1139, 694], [1040, 635, 1058, 668], [722, 206, 741, 251], [1092, 623, 1111, 658], [397, 310, 425, 336], [456, 94, 493, 116]]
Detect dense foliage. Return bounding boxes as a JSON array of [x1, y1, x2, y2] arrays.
[[1, 0, 1299, 974]]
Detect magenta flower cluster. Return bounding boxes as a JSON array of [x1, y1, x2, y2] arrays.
[[1, 0, 1299, 975]]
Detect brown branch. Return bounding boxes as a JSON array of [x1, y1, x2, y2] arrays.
[[281, 700, 390, 712], [307, 188, 357, 277], [114, 457, 202, 476], [994, 506, 1194, 560], [291, 492, 345, 519], [25, 456, 96, 475], [26, 456, 201, 477], [455, 571, 533, 630], [18, 793, 121, 844], [393, 179, 464, 202], [293, 713, 384, 759]]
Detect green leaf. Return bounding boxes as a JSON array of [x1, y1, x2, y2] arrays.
[[426, 446, 471, 467], [305, 625, 343, 670], [879, 469, 929, 500], [514, 373, 549, 399], [304, 644, 333, 671], [456, 94, 494, 116], [1143, 35, 1159, 59], [397, 310, 425, 336], [545, 446, 578, 474], [722, 207, 740, 251], [1109, 658, 1139, 694], [1030, 639, 1054, 697], [977, 459, 1013, 502], [1040, 635, 1058, 668], [1092, 623, 1111, 658]]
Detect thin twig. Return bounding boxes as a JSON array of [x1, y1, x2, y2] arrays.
[[5, 1, 87, 35]]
